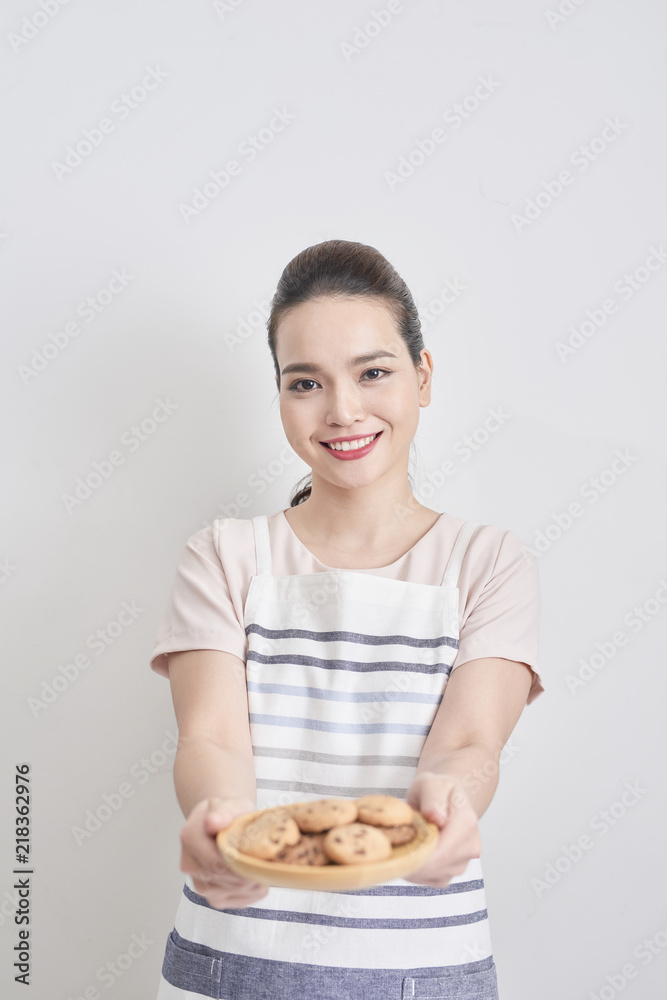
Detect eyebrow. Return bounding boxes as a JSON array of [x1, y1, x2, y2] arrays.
[[280, 351, 399, 376]]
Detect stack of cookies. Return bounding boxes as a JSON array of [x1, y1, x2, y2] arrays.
[[237, 795, 417, 867]]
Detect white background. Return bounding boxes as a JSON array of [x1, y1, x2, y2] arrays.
[[2, 1, 666, 997]]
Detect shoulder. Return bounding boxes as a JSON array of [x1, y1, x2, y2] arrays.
[[168, 518, 257, 585], [182, 516, 257, 556], [439, 512, 538, 589], [212, 516, 256, 554], [465, 522, 540, 613], [185, 511, 286, 570], [437, 511, 523, 562], [470, 521, 534, 569]]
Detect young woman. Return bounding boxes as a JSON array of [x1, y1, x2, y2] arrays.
[[150, 240, 542, 1000]]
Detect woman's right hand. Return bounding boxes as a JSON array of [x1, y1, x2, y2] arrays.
[[179, 797, 269, 909]]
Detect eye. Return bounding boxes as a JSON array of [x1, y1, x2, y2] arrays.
[[287, 378, 319, 393], [362, 368, 390, 381], [286, 369, 391, 393]]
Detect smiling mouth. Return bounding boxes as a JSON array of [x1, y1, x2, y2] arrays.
[[321, 432, 382, 452]]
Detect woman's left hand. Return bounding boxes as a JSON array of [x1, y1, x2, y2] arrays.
[[404, 771, 482, 888]]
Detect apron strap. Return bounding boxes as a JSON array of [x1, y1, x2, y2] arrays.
[[440, 520, 479, 589], [251, 515, 272, 576]]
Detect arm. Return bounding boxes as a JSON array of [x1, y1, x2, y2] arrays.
[[405, 656, 533, 887], [167, 648, 269, 908], [170, 647, 257, 815]]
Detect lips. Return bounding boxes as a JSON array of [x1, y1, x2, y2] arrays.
[[322, 434, 377, 444], [319, 431, 382, 460], [322, 432, 379, 448]]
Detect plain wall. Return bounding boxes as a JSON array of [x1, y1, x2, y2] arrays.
[[2, 1, 666, 997]]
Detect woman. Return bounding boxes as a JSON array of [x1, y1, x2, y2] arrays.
[[150, 239, 542, 999]]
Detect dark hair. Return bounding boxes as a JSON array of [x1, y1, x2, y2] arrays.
[[267, 240, 426, 507]]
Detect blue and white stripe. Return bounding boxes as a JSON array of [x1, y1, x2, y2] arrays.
[[158, 515, 496, 998]]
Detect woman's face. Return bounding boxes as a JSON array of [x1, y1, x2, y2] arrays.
[[275, 295, 433, 492]]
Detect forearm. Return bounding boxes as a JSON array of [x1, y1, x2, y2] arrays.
[[173, 736, 257, 818], [414, 742, 501, 819]]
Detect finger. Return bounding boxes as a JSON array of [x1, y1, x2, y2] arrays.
[[191, 870, 259, 892], [432, 806, 480, 865], [204, 888, 268, 910], [403, 858, 453, 889], [183, 854, 233, 884], [194, 880, 268, 909], [411, 776, 457, 828], [405, 812, 479, 887], [203, 797, 255, 824], [191, 866, 266, 892], [180, 839, 230, 878], [415, 794, 476, 869], [183, 819, 233, 866], [203, 809, 242, 836]]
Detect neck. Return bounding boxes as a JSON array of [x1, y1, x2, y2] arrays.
[[290, 474, 430, 551]]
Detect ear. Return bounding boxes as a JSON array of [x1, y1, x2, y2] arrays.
[[418, 349, 433, 407]]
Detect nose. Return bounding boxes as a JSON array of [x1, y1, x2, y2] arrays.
[[325, 382, 366, 427]]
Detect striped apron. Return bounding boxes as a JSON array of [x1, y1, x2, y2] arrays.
[[158, 514, 500, 999]]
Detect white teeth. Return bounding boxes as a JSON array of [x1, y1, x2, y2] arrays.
[[325, 433, 378, 452]]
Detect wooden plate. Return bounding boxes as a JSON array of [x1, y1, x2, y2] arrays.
[[216, 807, 440, 892]]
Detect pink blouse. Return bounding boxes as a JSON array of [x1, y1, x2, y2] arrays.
[[150, 509, 543, 703]]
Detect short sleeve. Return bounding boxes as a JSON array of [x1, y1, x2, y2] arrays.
[[149, 522, 248, 677], [453, 527, 543, 704]]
